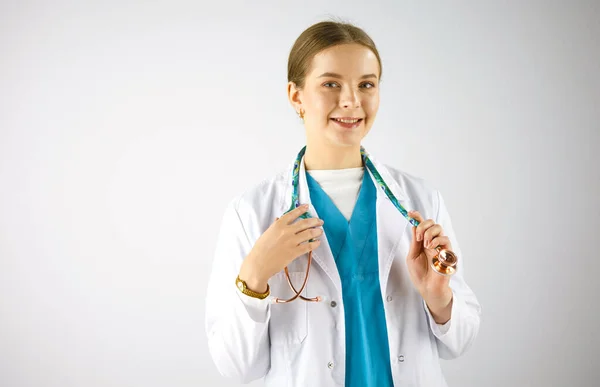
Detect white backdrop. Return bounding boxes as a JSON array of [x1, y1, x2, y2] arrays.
[[1, 1, 599, 386]]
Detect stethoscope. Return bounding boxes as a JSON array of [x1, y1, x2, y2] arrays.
[[273, 146, 458, 304]]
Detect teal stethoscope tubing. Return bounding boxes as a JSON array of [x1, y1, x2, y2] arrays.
[[273, 146, 457, 304]]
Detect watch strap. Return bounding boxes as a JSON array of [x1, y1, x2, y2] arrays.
[[235, 276, 270, 300]]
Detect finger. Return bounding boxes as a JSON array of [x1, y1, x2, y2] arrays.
[[414, 218, 435, 242], [299, 239, 321, 254], [292, 217, 324, 233], [294, 226, 324, 245], [408, 210, 424, 224], [407, 221, 423, 260], [428, 235, 451, 250], [423, 224, 444, 248], [408, 210, 428, 241], [280, 204, 310, 224]]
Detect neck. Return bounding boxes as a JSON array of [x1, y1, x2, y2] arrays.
[[303, 143, 363, 170]]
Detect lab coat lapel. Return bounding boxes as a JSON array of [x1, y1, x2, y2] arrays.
[[363, 152, 412, 297], [280, 156, 343, 295]]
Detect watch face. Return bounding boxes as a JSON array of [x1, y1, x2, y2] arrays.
[[237, 281, 244, 291]]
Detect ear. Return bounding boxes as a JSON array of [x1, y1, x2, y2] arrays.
[[287, 81, 303, 114]]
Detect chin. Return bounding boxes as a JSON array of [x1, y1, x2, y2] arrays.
[[327, 133, 364, 149]]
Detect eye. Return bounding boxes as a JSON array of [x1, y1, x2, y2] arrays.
[[360, 82, 376, 89], [322, 82, 340, 88]]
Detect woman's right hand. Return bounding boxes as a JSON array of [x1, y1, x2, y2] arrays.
[[238, 204, 324, 293]]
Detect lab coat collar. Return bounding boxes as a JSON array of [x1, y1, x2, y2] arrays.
[[279, 147, 411, 209]]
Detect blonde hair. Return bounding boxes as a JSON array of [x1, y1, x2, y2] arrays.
[[287, 20, 382, 89]]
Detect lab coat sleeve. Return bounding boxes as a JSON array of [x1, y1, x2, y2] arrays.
[[423, 190, 482, 359], [205, 198, 271, 383]]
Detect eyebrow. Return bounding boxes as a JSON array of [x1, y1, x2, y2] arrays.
[[317, 72, 378, 80]]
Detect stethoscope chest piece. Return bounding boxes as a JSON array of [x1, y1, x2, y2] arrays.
[[431, 247, 458, 276]]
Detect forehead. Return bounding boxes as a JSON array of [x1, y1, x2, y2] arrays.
[[307, 43, 380, 78]]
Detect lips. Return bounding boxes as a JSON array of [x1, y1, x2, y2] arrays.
[[330, 117, 364, 129], [331, 117, 363, 124]]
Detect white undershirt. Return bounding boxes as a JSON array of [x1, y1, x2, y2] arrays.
[[306, 167, 365, 221]]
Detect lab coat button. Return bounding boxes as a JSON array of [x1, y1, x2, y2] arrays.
[[386, 295, 393, 302], [398, 355, 405, 363], [327, 361, 334, 369], [330, 301, 337, 308]]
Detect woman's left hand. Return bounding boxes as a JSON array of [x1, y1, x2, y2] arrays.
[[405, 211, 452, 300]]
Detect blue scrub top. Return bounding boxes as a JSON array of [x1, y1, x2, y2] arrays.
[[306, 170, 394, 387]]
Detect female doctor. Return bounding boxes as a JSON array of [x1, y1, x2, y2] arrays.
[[205, 20, 481, 387]]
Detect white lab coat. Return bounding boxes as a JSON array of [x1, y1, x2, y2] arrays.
[[205, 149, 482, 386]]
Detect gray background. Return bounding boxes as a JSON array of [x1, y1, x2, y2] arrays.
[[1, 1, 599, 386]]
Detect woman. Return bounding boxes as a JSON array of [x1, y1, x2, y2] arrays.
[[205, 20, 481, 386]]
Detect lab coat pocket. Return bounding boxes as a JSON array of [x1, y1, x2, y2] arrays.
[[268, 271, 308, 346]]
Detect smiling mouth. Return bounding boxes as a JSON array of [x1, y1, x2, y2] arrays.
[[330, 117, 364, 128], [331, 117, 363, 124]]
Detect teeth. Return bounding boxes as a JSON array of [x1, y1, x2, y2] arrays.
[[334, 118, 360, 123]]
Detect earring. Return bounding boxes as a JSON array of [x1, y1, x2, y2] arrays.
[[298, 109, 305, 120]]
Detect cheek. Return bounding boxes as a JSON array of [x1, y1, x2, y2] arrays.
[[311, 92, 337, 112], [364, 95, 380, 115]]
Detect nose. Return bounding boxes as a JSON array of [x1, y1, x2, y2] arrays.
[[339, 87, 360, 109]]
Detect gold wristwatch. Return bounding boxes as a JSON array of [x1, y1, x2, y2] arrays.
[[235, 276, 270, 300]]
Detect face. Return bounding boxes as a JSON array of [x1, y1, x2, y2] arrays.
[[288, 43, 381, 150]]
